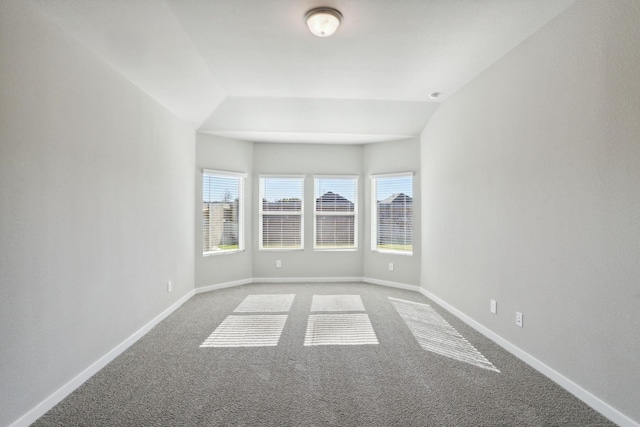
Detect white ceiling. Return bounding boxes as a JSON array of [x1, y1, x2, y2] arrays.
[[29, 0, 576, 144]]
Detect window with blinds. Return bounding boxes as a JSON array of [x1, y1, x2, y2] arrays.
[[371, 173, 413, 255], [259, 176, 305, 250], [314, 176, 358, 250], [203, 170, 245, 256]]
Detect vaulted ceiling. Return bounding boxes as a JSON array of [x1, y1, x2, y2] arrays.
[[29, 0, 575, 143]]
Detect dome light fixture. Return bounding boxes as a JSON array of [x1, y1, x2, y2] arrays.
[[305, 7, 343, 37]]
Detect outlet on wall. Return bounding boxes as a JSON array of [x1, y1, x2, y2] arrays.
[[276, 260, 282, 268], [388, 263, 394, 272], [490, 299, 497, 314], [516, 311, 523, 327], [167, 280, 172, 293]]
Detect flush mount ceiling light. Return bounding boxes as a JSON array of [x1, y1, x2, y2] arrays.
[[305, 7, 343, 37]]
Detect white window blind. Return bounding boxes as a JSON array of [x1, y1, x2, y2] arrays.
[[314, 176, 358, 250], [371, 173, 413, 255], [203, 170, 245, 256], [259, 176, 305, 250]]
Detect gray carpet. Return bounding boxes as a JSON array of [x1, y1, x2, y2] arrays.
[[33, 282, 615, 426]]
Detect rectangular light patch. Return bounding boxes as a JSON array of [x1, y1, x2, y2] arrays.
[[310, 295, 365, 312], [389, 297, 499, 372], [234, 294, 295, 313], [304, 314, 379, 346], [200, 315, 288, 348]]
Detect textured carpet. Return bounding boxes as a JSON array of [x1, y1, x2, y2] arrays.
[[33, 282, 615, 426]]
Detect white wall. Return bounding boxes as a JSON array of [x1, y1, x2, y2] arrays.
[[420, 1, 640, 423], [363, 138, 421, 287], [0, 2, 195, 426], [252, 143, 364, 280], [195, 134, 253, 288]]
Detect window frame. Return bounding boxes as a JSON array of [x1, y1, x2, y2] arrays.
[[370, 172, 414, 256], [259, 175, 305, 251], [313, 175, 358, 251], [202, 169, 246, 257]]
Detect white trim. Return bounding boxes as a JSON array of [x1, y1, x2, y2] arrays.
[[258, 175, 305, 251], [258, 173, 306, 179], [313, 247, 358, 252], [202, 169, 247, 178], [419, 288, 639, 427], [257, 247, 305, 252], [370, 173, 414, 255], [202, 170, 246, 254], [15, 280, 635, 427], [252, 276, 363, 284], [312, 211, 356, 216], [203, 249, 246, 257], [362, 277, 420, 292], [194, 278, 253, 294], [369, 171, 414, 179], [9, 290, 195, 427], [195, 277, 416, 289], [313, 175, 358, 251], [372, 248, 413, 256], [312, 174, 359, 180], [260, 211, 303, 216]]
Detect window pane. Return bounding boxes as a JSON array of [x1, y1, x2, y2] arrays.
[[316, 215, 355, 247], [314, 177, 357, 249], [262, 215, 302, 248], [203, 171, 244, 255], [371, 174, 413, 254], [260, 176, 304, 250]]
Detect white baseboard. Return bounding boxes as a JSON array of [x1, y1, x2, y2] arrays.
[[419, 288, 639, 427], [252, 276, 363, 284], [194, 277, 418, 293], [9, 290, 195, 427], [195, 278, 253, 294], [19, 281, 632, 427], [362, 277, 420, 292]]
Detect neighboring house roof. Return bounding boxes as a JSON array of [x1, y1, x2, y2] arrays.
[[379, 193, 412, 204], [261, 192, 356, 211], [316, 192, 354, 212], [316, 191, 354, 209]]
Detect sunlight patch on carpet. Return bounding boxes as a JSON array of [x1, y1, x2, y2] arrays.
[[233, 294, 295, 313], [310, 295, 365, 312], [389, 297, 500, 372], [304, 314, 379, 346], [200, 315, 288, 347]]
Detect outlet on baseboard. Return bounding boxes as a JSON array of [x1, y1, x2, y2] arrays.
[[167, 281, 172, 293], [490, 299, 497, 314], [276, 260, 282, 268], [388, 263, 394, 272]]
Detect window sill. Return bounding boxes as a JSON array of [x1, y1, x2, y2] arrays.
[[203, 249, 245, 257], [372, 249, 413, 257], [259, 247, 305, 252]]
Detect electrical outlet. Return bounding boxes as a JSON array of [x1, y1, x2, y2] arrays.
[[389, 263, 394, 272], [276, 260, 282, 268], [490, 299, 497, 314], [167, 281, 172, 293], [516, 311, 523, 327]]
